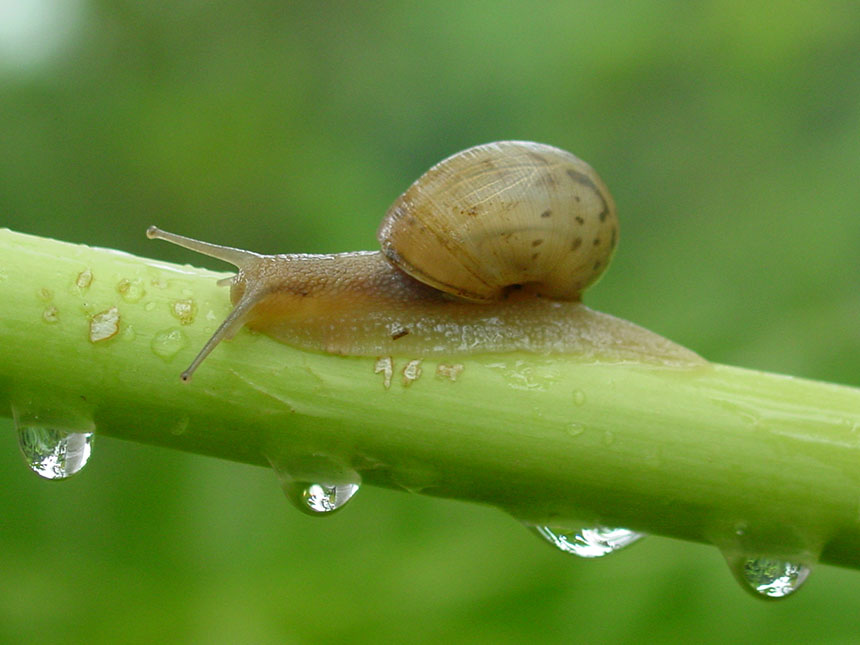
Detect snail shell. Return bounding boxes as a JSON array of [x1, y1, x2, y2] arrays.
[[379, 141, 617, 302], [148, 141, 699, 381]]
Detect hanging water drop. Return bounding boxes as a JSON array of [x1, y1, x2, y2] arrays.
[[529, 524, 644, 558], [727, 555, 811, 599], [268, 453, 361, 516], [287, 481, 360, 514], [17, 425, 94, 480]]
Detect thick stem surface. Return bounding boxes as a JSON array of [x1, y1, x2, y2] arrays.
[[1, 228, 859, 569]]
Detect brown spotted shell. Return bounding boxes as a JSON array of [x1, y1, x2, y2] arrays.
[[377, 141, 618, 302]]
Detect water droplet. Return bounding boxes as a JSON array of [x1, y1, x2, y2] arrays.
[[16, 424, 94, 480], [727, 555, 811, 599], [89, 306, 120, 342], [566, 422, 585, 437], [151, 327, 189, 361], [401, 358, 423, 386], [116, 278, 146, 303], [149, 276, 169, 290], [290, 482, 359, 514], [268, 454, 360, 516], [435, 363, 464, 382], [528, 525, 644, 558], [572, 389, 586, 406], [170, 298, 197, 324], [374, 356, 393, 390], [75, 268, 93, 292]]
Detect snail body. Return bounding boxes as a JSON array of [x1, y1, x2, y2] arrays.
[[148, 141, 697, 381]]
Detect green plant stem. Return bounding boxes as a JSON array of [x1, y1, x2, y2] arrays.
[[1, 228, 859, 569]]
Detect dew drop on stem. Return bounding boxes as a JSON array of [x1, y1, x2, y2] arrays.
[[15, 422, 93, 480], [151, 328, 189, 361], [285, 481, 361, 514], [724, 553, 811, 599], [13, 404, 96, 480], [527, 524, 644, 558], [267, 453, 361, 516]]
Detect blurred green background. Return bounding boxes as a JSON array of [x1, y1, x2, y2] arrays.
[[1, 1, 859, 642]]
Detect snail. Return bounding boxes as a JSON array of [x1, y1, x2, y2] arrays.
[[148, 140, 700, 381]]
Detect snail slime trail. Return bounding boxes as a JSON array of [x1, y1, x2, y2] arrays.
[[148, 141, 701, 380]]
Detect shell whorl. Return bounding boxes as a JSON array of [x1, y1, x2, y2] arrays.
[[377, 141, 618, 302]]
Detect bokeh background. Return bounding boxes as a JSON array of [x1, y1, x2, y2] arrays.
[[1, 1, 859, 642]]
